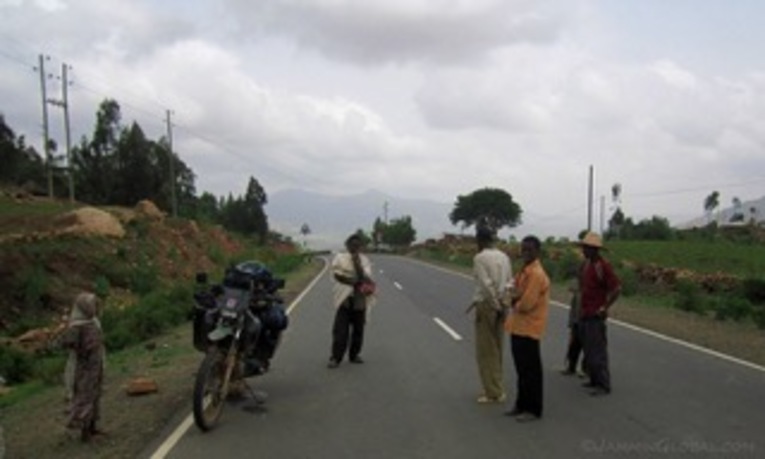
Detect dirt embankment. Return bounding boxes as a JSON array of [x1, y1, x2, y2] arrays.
[[0, 199, 243, 344]]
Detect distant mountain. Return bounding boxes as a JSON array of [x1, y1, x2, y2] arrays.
[[266, 189, 454, 249], [680, 195, 765, 228]]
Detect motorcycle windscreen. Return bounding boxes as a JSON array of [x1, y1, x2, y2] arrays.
[[208, 287, 252, 341]]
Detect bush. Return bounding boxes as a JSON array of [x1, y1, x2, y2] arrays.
[[104, 324, 138, 352], [21, 264, 49, 309], [270, 253, 308, 276], [674, 280, 706, 315], [94, 275, 110, 298], [207, 244, 226, 265], [4, 314, 48, 338], [101, 285, 193, 352], [752, 305, 765, 330], [543, 249, 580, 282], [0, 346, 34, 384], [130, 255, 159, 295], [741, 278, 765, 305], [33, 355, 67, 385], [616, 266, 639, 297], [712, 295, 752, 322]]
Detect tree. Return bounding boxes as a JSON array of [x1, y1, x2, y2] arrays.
[[611, 183, 622, 209], [0, 115, 45, 188], [607, 208, 625, 239], [381, 215, 416, 247], [704, 191, 720, 224], [730, 197, 744, 223], [606, 182, 625, 239], [112, 122, 154, 206], [72, 99, 122, 204], [449, 187, 522, 232], [353, 228, 372, 247], [193, 192, 220, 223], [300, 223, 311, 248]]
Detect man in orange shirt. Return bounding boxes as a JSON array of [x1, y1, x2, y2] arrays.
[[505, 235, 549, 422]]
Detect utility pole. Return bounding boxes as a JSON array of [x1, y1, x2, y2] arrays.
[[166, 109, 177, 217], [600, 195, 606, 234], [59, 63, 74, 202], [47, 63, 75, 202], [38, 54, 53, 198], [383, 201, 389, 224], [62, 63, 74, 202], [587, 165, 594, 232]]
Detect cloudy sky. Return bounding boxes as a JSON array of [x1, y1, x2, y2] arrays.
[[2, 0, 765, 239]]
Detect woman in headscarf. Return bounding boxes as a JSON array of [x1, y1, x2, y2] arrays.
[[59, 292, 106, 442]]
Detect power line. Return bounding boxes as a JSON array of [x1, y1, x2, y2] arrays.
[[628, 178, 765, 199], [0, 48, 35, 70]]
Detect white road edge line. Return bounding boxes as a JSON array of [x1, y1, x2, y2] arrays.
[[434, 317, 463, 341], [150, 259, 330, 459], [551, 300, 765, 373]]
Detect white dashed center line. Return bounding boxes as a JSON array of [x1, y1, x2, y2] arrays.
[[434, 317, 462, 341]]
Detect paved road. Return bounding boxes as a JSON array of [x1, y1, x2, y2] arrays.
[[147, 255, 764, 458]]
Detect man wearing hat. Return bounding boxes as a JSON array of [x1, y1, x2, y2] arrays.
[[577, 232, 621, 396]]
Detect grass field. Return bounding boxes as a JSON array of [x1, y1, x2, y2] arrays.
[[605, 240, 765, 277]]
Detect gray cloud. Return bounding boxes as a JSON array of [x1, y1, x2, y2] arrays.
[[222, 0, 573, 64]]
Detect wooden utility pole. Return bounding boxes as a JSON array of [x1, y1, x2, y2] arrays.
[[166, 109, 177, 217]]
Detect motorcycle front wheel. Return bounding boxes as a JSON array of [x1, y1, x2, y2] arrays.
[[193, 347, 233, 431]]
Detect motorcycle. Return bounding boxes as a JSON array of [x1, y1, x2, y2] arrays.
[[191, 261, 288, 431]]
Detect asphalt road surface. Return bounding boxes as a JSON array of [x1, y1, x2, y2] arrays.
[[146, 255, 765, 458]]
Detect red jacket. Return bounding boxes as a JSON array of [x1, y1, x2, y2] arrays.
[[579, 257, 620, 318]]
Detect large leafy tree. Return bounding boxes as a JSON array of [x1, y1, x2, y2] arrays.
[[381, 215, 416, 247], [449, 187, 522, 232], [72, 99, 122, 204], [69, 99, 196, 212], [112, 122, 155, 206]]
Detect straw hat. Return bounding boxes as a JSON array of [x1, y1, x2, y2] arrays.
[[577, 232, 604, 249]]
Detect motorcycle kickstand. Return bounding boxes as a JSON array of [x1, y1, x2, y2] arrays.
[[242, 380, 268, 405]]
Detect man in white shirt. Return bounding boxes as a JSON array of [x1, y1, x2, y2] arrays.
[[328, 234, 376, 368], [470, 226, 512, 403]]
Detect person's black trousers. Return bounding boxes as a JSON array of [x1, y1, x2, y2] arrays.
[[580, 317, 611, 390], [511, 334, 543, 417], [331, 299, 366, 362]]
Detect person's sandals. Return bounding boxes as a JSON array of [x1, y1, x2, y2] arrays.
[[477, 393, 506, 404], [515, 413, 541, 422]]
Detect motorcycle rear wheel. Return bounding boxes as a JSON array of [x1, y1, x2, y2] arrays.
[[193, 348, 232, 431]]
